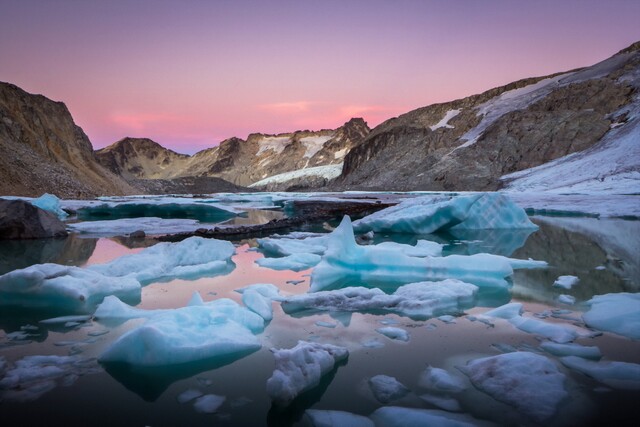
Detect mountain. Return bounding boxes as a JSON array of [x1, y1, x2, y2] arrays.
[[96, 118, 370, 189], [331, 41, 640, 193], [0, 82, 137, 198]]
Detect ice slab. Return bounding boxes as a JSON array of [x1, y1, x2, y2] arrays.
[[419, 366, 467, 393], [31, 193, 68, 219], [353, 193, 537, 235], [89, 237, 235, 285], [582, 293, 640, 340], [256, 253, 322, 272], [99, 303, 261, 367], [282, 280, 477, 320], [540, 342, 602, 360], [0, 355, 98, 402], [266, 341, 348, 406], [67, 217, 202, 236], [376, 327, 409, 342], [560, 356, 640, 390], [310, 216, 543, 292], [76, 200, 238, 222], [458, 352, 567, 422], [0, 263, 140, 313], [235, 283, 282, 321], [368, 375, 410, 404], [553, 275, 579, 289], [305, 410, 373, 427], [369, 407, 482, 427], [482, 303, 585, 343]]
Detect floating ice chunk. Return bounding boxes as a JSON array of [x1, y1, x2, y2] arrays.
[[235, 283, 281, 321], [438, 315, 457, 324], [368, 375, 410, 403], [458, 352, 567, 422], [282, 280, 477, 320], [315, 321, 337, 328], [310, 217, 540, 292], [374, 240, 443, 257], [266, 341, 348, 406], [553, 275, 580, 289], [482, 303, 582, 343], [177, 388, 203, 403], [76, 200, 237, 222], [67, 217, 202, 237], [376, 327, 409, 342], [419, 366, 467, 393], [31, 193, 68, 219], [89, 237, 235, 285], [582, 293, 640, 340], [94, 295, 169, 321], [353, 193, 537, 235], [193, 394, 226, 413], [362, 338, 385, 348], [558, 294, 576, 305], [419, 393, 462, 412], [257, 234, 330, 257], [560, 356, 640, 390], [540, 342, 602, 360], [305, 410, 374, 427], [369, 407, 481, 427], [256, 253, 322, 271], [0, 264, 140, 313], [0, 355, 98, 402]]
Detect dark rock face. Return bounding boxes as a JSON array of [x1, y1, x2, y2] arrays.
[[0, 200, 68, 239], [333, 42, 639, 191], [0, 82, 137, 198]]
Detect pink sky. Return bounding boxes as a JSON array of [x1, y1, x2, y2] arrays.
[[1, 0, 639, 154]]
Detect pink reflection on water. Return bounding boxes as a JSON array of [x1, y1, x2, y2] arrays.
[[81, 239, 144, 266]]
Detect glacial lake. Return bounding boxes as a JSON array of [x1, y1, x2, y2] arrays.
[[0, 193, 639, 427]]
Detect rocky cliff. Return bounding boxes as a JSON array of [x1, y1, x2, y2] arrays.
[[332, 42, 640, 192], [96, 118, 370, 189], [0, 82, 137, 198]]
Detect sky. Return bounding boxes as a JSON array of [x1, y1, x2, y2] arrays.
[[1, 0, 639, 154]]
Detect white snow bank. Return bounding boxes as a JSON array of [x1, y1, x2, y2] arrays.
[[281, 280, 477, 320], [368, 375, 410, 403], [300, 135, 333, 158], [353, 193, 537, 235], [560, 356, 640, 390], [266, 341, 348, 406], [430, 109, 461, 131], [256, 135, 290, 155], [310, 216, 543, 292], [0, 263, 140, 313], [89, 237, 235, 285], [249, 164, 343, 188], [67, 217, 202, 236], [98, 301, 262, 367], [582, 293, 640, 340], [458, 352, 567, 422]]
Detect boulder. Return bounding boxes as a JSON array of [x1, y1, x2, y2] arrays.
[[0, 199, 68, 239]]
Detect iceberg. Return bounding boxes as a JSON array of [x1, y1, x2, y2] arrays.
[[0, 263, 140, 313], [560, 356, 640, 390], [266, 341, 348, 406], [89, 237, 235, 285], [582, 293, 640, 340], [458, 352, 567, 422], [310, 217, 544, 292], [368, 375, 410, 404], [281, 280, 477, 320], [31, 193, 68, 220], [98, 303, 261, 367], [353, 193, 537, 235]]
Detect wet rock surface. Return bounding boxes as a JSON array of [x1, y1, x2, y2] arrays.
[[0, 200, 68, 239]]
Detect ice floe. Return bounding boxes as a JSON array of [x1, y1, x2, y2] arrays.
[[369, 406, 483, 427], [266, 341, 348, 406], [419, 366, 467, 393], [75, 199, 238, 222], [582, 292, 640, 340], [458, 352, 567, 422], [560, 356, 640, 390], [540, 342, 602, 360], [88, 236, 235, 285], [553, 275, 579, 289], [256, 253, 322, 271], [376, 327, 409, 342], [368, 374, 410, 403], [281, 280, 477, 320], [235, 283, 282, 321], [67, 217, 202, 236], [310, 217, 544, 292], [353, 193, 537, 235], [0, 263, 140, 313]]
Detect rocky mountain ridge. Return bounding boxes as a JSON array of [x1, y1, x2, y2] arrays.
[[96, 118, 370, 188], [331, 41, 640, 192]]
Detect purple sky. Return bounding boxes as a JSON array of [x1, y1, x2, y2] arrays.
[[1, 0, 639, 154]]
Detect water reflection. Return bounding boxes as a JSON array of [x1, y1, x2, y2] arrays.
[[0, 235, 97, 275]]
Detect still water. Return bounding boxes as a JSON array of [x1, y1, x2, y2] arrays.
[[0, 215, 638, 427]]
